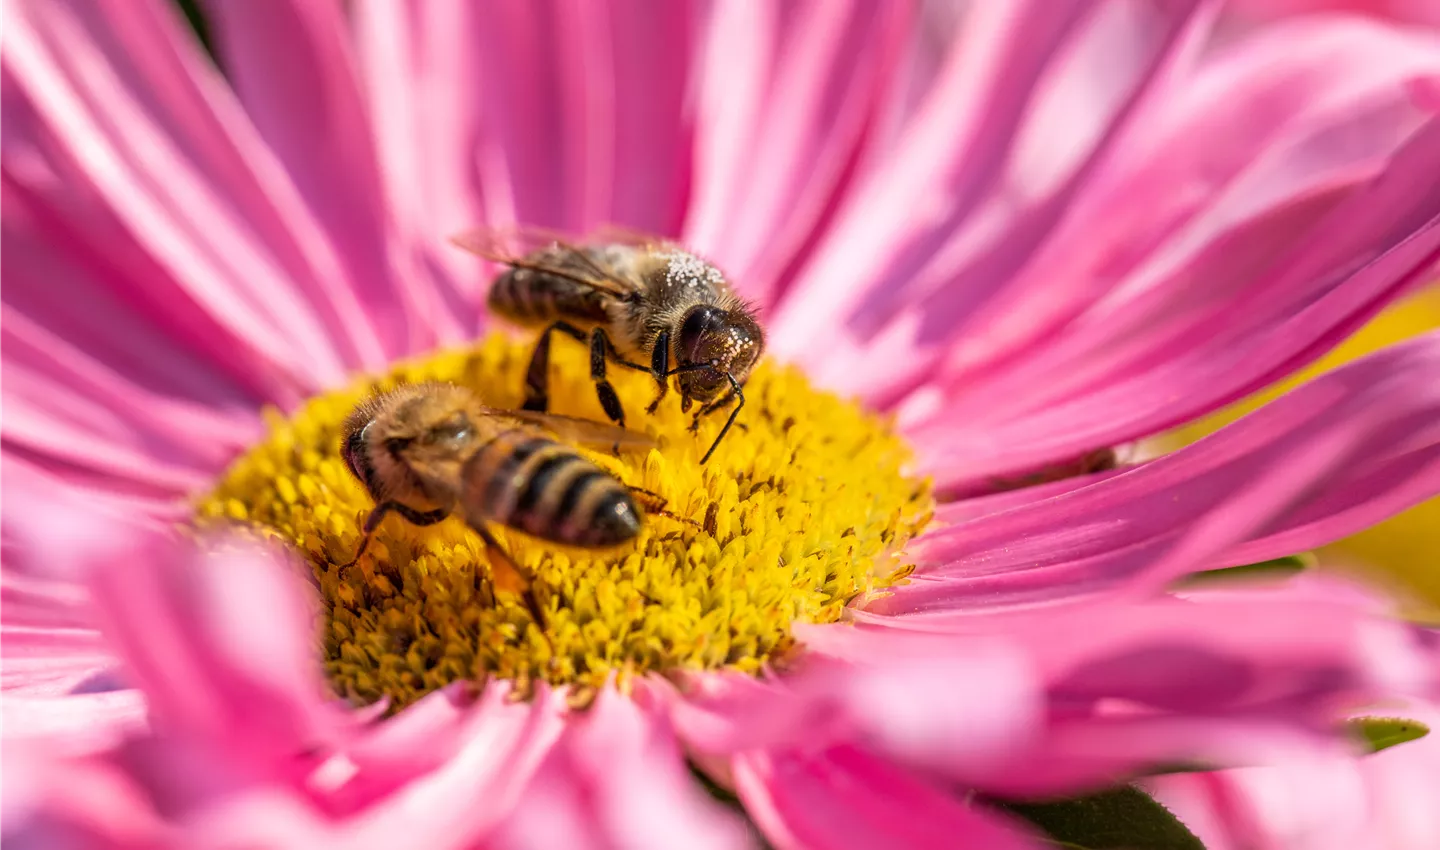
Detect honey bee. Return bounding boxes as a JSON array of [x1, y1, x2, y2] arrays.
[[338, 382, 662, 624], [451, 227, 765, 464]]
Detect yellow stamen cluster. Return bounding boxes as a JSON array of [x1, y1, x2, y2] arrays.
[[195, 334, 931, 709]]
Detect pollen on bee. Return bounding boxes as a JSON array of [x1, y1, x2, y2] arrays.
[[194, 333, 932, 710]]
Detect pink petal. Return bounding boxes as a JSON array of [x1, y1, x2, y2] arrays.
[[361, 0, 696, 238], [352, 0, 700, 330], [208, 0, 447, 360], [883, 332, 1440, 612], [896, 21, 1440, 485], [493, 687, 754, 850], [1147, 699, 1440, 850], [1, 0, 385, 394], [651, 671, 838, 755], [770, 0, 1208, 375], [1, 742, 168, 849], [1, 462, 148, 752], [1, 693, 146, 758], [732, 744, 1043, 850], [350, 0, 507, 315], [842, 577, 1436, 795], [331, 682, 564, 848], [684, 0, 912, 307], [660, 650, 1040, 780], [2, 307, 258, 481], [3, 684, 563, 850], [1227, 0, 1440, 27], [77, 522, 354, 771], [324, 682, 564, 817]]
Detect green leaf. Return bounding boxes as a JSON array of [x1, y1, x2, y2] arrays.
[[1174, 553, 1315, 589], [1352, 716, 1430, 754], [990, 786, 1206, 850]]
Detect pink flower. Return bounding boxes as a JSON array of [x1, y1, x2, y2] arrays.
[[5, 1, 1440, 848]]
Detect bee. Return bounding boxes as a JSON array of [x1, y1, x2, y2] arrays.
[[451, 227, 765, 464], [338, 382, 662, 625]]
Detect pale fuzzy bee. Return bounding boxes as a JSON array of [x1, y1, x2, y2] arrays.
[[451, 227, 765, 464], [338, 382, 660, 625]]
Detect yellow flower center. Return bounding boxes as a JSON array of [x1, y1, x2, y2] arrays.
[[196, 334, 931, 709]]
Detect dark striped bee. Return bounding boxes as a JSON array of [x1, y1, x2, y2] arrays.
[[451, 227, 765, 464], [338, 382, 661, 625]]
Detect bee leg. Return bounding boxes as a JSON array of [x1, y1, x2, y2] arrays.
[[688, 390, 735, 433], [588, 329, 629, 428], [697, 375, 746, 465], [337, 502, 448, 570], [625, 485, 701, 530], [523, 321, 588, 413], [473, 524, 550, 641], [645, 331, 671, 414]]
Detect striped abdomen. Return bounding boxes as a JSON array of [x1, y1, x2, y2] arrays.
[[487, 267, 612, 328], [461, 430, 641, 547]]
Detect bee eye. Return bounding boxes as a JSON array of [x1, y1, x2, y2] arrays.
[[341, 421, 371, 481]]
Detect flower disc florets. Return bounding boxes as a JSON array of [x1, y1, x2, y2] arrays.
[[198, 334, 931, 708]]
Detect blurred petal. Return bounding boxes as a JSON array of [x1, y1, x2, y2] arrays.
[[77, 523, 353, 770], [494, 687, 753, 850], [1148, 699, 1440, 850], [847, 576, 1436, 794], [732, 744, 1043, 850], [663, 648, 1040, 778]]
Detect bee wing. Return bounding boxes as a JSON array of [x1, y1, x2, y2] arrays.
[[583, 223, 675, 250], [449, 225, 643, 299], [479, 407, 657, 450]]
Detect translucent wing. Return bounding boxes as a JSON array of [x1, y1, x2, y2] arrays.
[[480, 406, 656, 450], [449, 225, 646, 299], [584, 223, 675, 250]]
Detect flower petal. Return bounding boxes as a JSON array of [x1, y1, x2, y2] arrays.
[[1, 0, 387, 393], [1, 307, 259, 487], [771, 0, 1209, 380], [685, 0, 912, 306], [208, 0, 446, 360], [1147, 699, 1440, 850], [886, 331, 1440, 611], [845, 576, 1436, 795], [359, 0, 697, 238], [732, 744, 1043, 850], [78, 524, 353, 770], [493, 687, 754, 850], [900, 21, 1440, 485], [3, 683, 563, 850], [661, 649, 1041, 781]]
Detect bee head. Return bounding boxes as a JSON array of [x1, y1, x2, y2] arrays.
[[675, 305, 764, 402]]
